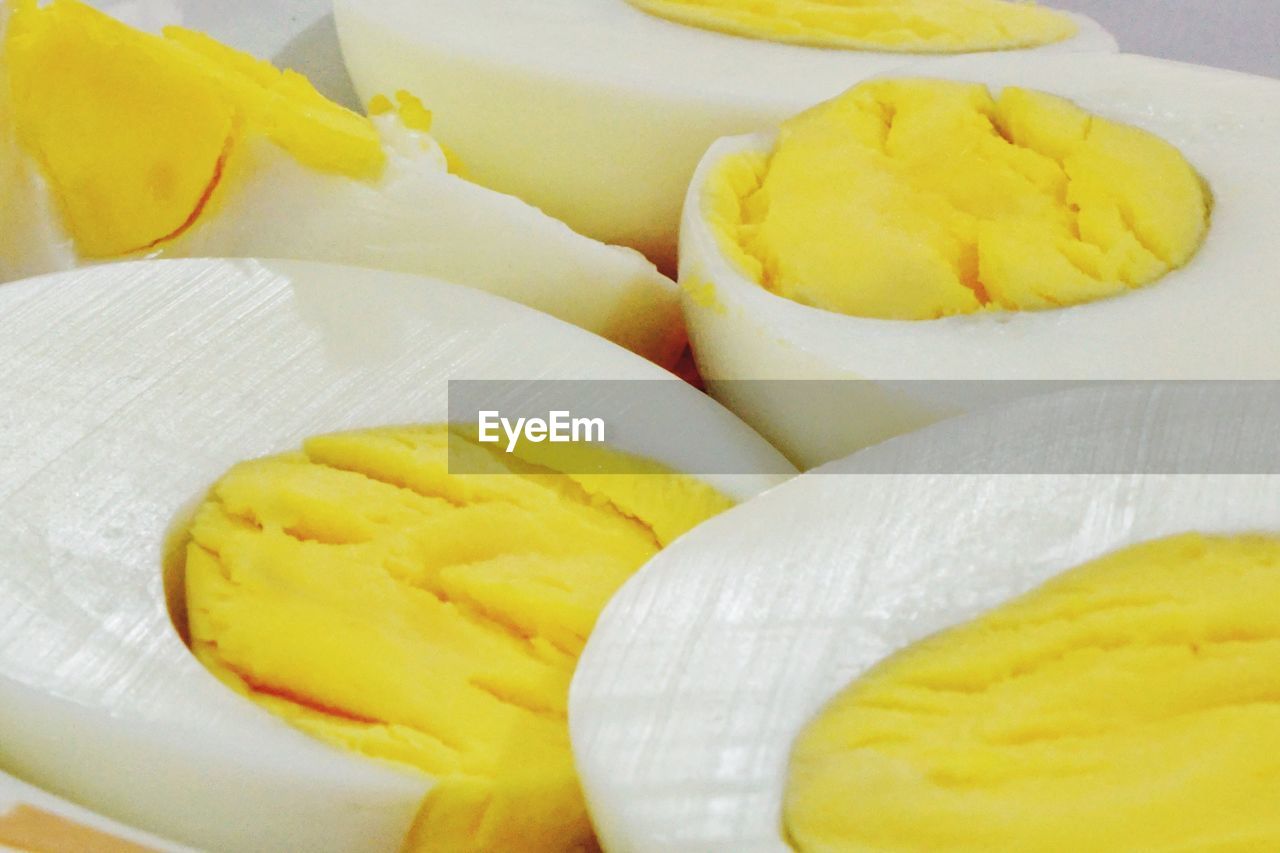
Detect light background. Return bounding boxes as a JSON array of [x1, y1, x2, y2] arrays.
[[1053, 0, 1278, 78]]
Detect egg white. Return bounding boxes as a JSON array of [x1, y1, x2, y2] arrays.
[[0, 39, 681, 364], [332, 0, 1115, 269], [679, 52, 1280, 468], [570, 382, 1280, 852], [0, 258, 792, 851]]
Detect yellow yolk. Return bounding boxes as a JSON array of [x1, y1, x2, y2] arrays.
[[626, 0, 1076, 53], [369, 89, 468, 175], [3, 0, 383, 257], [368, 89, 434, 134], [785, 533, 1280, 851], [182, 425, 732, 852], [709, 80, 1210, 319]]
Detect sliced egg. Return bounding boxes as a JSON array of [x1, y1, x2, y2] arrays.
[[570, 382, 1280, 851], [680, 52, 1280, 467], [332, 0, 1115, 269], [0, 0, 681, 365], [0, 258, 792, 851]]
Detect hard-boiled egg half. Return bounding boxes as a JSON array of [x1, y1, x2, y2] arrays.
[[571, 382, 1280, 851], [0, 0, 682, 365], [681, 52, 1280, 467], [333, 0, 1115, 269], [0, 258, 793, 851]]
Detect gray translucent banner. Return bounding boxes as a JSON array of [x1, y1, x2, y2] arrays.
[[448, 380, 1280, 475]]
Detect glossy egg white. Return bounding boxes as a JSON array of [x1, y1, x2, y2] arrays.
[[0, 258, 793, 851], [333, 0, 1115, 268], [570, 382, 1280, 852], [679, 52, 1280, 468]]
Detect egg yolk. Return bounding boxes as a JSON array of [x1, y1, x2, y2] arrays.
[[708, 79, 1210, 319], [182, 425, 732, 852], [3, 0, 383, 258], [785, 533, 1280, 851], [626, 0, 1075, 53]]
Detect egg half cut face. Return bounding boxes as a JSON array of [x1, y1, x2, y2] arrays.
[[0, 258, 793, 852], [0, 0, 682, 365], [785, 532, 1280, 850], [679, 52, 1280, 468], [183, 425, 734, 852], [332, 0, 1114, 269], [570, 382, 1280, 852]]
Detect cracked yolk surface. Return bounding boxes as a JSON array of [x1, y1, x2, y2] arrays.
[[785, 533, 1280, 851], [709, 79, 1210, 319], [3, 0, 382, 258], [625, 0, 1076, 52], [183, 425, 732, 852]]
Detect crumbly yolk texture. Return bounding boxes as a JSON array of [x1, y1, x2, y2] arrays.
[[626, 0, 1076, 53], [709, 80, 1210, 319], [784, 533, 1280, 851], [3, 0, 384, 258], [183, 426, 732, 853]]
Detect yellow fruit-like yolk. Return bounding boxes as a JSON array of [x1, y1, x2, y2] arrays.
[[708, 80, 1210, 319], [785, 533, 1280, 851], [3, 0, 383, 258], [626, 0, 1076, 53], [182, 425, 732, 852]]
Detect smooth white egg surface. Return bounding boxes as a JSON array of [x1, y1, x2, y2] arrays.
[[680, 52, 1280, 468], [161, 115, 684, 365], [0, 258, 792, 851], [570, 382, 1280, 851], [332, 0, 1115, 269]]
